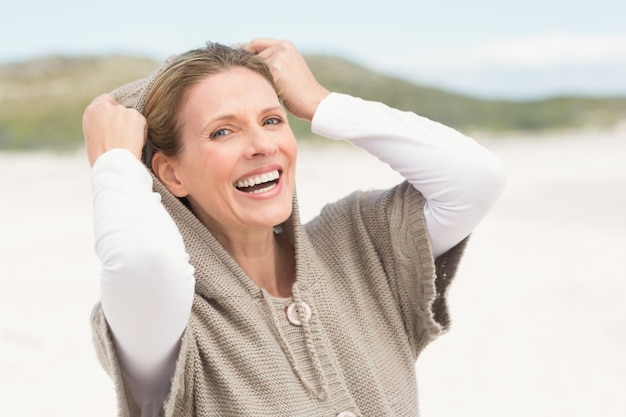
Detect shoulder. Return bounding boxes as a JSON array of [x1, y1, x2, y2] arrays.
[[305, 181, 425, 240], [303, 181, 429, 279]]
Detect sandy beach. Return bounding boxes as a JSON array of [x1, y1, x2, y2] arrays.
[[1, 130, 625, 416]]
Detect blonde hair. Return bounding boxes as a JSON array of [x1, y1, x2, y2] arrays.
[[143, 43, 276, 160]]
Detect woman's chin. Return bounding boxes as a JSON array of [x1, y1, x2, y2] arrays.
[[259, 206, 293, 229]]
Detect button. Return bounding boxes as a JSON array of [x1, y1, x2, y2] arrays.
[[286, 301, 312, 326], [336, 411, 357, 417]]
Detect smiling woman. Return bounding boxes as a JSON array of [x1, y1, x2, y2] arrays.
[[150, 67, 298, 253], [82, 39, 506, 417]]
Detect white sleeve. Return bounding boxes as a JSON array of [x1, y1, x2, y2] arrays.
[[91, 149, 195, 406], [311, 93, 507, 258]]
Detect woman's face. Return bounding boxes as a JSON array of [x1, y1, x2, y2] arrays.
[[167, 67, 297, 237]]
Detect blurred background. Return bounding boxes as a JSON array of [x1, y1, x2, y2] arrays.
[[1, 0, 625, 416]]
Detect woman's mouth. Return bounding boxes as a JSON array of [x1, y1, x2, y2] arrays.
[[234, 169, 281, 195]]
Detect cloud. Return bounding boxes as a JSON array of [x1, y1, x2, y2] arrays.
[[424, 34, 626, 69], [367, 34, 626, 98]]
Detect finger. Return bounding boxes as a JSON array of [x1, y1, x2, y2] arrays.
[[90, 93, 117, 107], [244, 38, 281, 54], [98, 93, 115, 103]]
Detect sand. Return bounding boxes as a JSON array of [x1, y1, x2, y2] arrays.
[[1, 130, 624, 416]]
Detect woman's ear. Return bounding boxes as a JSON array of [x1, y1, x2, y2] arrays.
[[152, 152, 189, 197]]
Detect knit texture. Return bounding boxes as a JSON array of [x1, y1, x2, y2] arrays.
[[92, 177, 467, 416], [92, 60, 469, 416]]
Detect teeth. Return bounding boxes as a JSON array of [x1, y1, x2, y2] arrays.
[[236, 169, 280, 189], [248, 183, 278, 194]]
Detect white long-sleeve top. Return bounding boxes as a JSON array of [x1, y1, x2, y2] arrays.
[[91, 92, 506, 413]]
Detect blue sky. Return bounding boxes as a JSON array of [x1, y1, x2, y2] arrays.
[[3, 0, 626, 99]]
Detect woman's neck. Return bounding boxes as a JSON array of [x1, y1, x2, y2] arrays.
[[216, 227, 295, 297]]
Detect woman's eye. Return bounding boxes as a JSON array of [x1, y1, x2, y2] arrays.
[[263, 117, 282, 126], [211, 128, 231, 139]]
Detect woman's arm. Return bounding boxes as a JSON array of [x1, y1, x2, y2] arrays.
[[85, 96, 195, 406], [310, 93, 507, 257], [245, 39, 506, 258], [92, 149, 194, 379]]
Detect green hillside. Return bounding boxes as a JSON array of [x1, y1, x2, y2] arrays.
[[302, 55, 626, 134], [1, 54, 625, 150], [0, 55, 160, 150]]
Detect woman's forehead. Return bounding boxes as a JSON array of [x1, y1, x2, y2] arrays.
[[179, 68, 282, 129]]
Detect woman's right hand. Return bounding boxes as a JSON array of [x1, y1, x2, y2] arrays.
[[82, 94, 147, 167]]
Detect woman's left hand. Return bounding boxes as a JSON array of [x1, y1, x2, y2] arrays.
[[244, 38, 330, 121]]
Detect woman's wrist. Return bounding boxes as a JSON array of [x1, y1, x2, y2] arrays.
[[302, 87, 331, 121]]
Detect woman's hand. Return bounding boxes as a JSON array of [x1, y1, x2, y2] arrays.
[[244, 38, 330, 121], [83, 94, 147, 166]]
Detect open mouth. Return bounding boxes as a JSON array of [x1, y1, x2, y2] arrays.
[[234, 169, 281, 195]]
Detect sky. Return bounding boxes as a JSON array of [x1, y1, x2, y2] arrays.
[[2, 0, 626, 99]]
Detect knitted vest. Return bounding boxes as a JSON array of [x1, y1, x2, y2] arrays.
[[91, 61, 468, 417]]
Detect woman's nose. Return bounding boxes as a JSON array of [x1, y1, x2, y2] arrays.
[[245, 129, 278, 159]]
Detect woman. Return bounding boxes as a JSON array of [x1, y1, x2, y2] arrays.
[[84, 38, 506, 417]]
